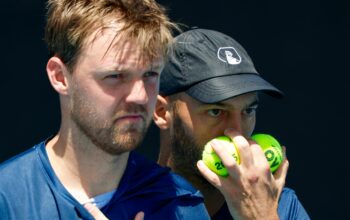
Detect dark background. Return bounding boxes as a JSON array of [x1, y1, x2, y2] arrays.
[[0, 0, 348, 219]]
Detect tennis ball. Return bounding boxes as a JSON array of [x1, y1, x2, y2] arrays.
[[251, 133, 283, 173], [202, 136, 240, 177], [202, 134, 283, 176]]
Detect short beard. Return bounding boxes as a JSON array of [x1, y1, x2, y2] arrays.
[[171, 108, 211, 187], [71, 91, 149, 155], [74, 114, 147, 155]]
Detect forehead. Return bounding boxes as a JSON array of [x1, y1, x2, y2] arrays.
[[81, 24, 164, 68], [176, 92, 258, 109], [218, 92, 259, 106]]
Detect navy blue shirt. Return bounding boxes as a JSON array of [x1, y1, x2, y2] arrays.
[[0, 141, 210, 220]]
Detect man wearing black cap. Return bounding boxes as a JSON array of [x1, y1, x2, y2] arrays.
[[154, 29, 310, 219]]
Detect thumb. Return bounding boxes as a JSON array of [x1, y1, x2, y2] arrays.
[[134, 211, 145, 220]]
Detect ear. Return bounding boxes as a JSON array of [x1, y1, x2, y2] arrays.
[[153, 95, 171, 130], [46, 57, 70, 95]]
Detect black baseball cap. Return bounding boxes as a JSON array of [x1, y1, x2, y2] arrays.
[[160, 28, 283, 103]]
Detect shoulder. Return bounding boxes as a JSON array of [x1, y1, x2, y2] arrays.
[[127, 151, 200, 196], [0, 142, 45, 191], [117, 152, 209, 219], [0, 142, 44, 216], [278, 187, 311, 220], [0, 146, 38, 176], [0, 141, 93, 219]]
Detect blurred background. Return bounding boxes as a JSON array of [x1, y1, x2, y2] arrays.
[[0, 0, 348, 218]]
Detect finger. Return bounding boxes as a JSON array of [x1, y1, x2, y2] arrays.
[[197, 160, 223, 188], [249, 141, 271, 175], [210, 139, 240, 178], [273, 146, 289, 193], [84, 203, 109, 220], [134, 211, 144, 220], [282, 145, 287, 160], [228, 133, 254, 168]]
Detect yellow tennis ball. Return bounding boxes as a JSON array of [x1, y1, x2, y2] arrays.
[[202, 134, 283, 176], [202, 136, 240, 177], [251, 133, 283, 173]]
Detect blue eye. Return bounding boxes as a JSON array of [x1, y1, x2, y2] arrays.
[[208, 109, 222, 117]]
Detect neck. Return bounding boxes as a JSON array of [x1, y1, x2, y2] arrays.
[[46, 125, 129, 204], [157, 130, 172, 166], [158, 132, 226, 216], [176, 167, 226, 217], [160, 151, 224, 217], [202, 186, 226, 217]]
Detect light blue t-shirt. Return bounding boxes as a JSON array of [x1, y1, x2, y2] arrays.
[[83, 189, 117, 209]]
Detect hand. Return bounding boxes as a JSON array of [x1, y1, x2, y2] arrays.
[[84, 203, 144, 220], [197, 130, 289, 220]]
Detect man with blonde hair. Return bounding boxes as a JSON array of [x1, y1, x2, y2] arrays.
[[0, 1, 209, 219]]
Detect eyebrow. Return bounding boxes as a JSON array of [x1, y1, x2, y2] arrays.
[[95, 62, 163, 75], [248, 99, 259, 107], [150, 61, 164, 71], [200, 97, 259, 109]]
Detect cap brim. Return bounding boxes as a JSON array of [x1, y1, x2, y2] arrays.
[[185, 74, 283, 103]]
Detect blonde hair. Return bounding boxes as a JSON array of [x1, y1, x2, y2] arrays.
[[45, 0, 178, 71]]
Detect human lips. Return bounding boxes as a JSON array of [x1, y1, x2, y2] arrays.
[[115, 113, 145, 123]]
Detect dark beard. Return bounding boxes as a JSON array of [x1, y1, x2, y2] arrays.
[[171, 111, 211, 186]]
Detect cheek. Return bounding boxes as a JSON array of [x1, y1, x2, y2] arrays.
[[145, 82, 159, 106], [244, 116, 256, 137], [90, 90, 116, 109], [194, 127, 224, 147], [190, 117, 221, 147], [75, 84, 117, 116]]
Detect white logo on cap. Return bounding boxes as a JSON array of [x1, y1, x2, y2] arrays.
[[217, 47, 241, 65]]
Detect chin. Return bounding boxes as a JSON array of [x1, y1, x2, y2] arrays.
[[106, 132, 143, 154]]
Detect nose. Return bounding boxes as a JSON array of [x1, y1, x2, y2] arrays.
[[227, 112, 244, 134], [125, 79, 148, 105]]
